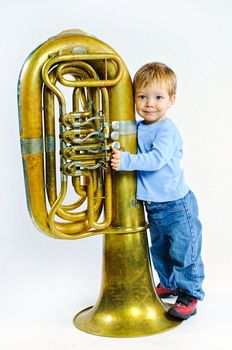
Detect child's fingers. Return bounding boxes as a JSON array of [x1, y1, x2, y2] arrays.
[[111, 157, 120, 170], [111, 148, 121, 169], [112, 148, 120, 159]]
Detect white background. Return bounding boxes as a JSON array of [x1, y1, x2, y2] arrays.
[[1, 0, 232, 349]]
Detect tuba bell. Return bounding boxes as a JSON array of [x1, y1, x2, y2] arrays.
[[18, 29, 181, 337]]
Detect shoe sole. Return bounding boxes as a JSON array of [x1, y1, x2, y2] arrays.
[[158, 293, 178, 298], [168, 308, 197, 320]]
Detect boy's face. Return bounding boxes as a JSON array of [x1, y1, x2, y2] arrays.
[[135, 83, 176, 124]]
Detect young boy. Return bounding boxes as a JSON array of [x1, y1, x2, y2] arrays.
[[111, 62, 205, 320]]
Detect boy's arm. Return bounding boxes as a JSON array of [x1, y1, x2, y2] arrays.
[[111, 126, 178, 171]]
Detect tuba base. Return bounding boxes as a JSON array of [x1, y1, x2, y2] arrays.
[[74, 302, 181, 337], [73, 232, 182, 338]]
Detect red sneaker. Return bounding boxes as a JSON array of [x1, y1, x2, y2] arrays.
[[156, 283, 178, 298], [168, 292, 198, 320]]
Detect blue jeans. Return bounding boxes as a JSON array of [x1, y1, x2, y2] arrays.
[[145, 190, 205, 300]]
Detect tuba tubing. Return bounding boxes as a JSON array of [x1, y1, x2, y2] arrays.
[[18, 29, 144, 239]]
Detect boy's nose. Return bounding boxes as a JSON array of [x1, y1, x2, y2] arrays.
[[145, 99, 154, 107]]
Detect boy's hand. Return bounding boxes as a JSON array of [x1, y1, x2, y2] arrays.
[[111, 148, 121, 170]]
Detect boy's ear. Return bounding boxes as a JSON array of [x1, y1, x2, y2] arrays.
[[169, 94, 176, 106]]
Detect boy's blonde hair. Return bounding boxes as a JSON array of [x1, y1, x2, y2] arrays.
[[133, 62, 177, 96]]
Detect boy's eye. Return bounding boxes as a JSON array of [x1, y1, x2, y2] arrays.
[[138, 95, 145, 99], [156, 96, 163, 100]]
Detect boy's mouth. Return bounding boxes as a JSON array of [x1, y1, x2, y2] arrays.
[[143, 110, 157, 114]]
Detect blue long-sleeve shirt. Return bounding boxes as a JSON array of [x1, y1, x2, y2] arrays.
[[119, 118, 189, 202]]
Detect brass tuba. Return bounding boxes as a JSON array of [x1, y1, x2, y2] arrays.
[[18, 29, 181, 337]]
